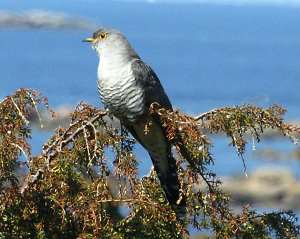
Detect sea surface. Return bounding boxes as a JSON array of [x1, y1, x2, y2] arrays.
[[1, 0, 300, 214]]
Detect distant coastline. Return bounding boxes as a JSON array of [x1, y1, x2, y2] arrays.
[[116, 0, 300, 8]]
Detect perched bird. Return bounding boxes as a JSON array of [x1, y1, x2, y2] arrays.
[[83, 28, 185, 213]]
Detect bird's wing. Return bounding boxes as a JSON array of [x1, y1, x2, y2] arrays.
[[128, 59, 186, 212], [131, 59, 172, 110]]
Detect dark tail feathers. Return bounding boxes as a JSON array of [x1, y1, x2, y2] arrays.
[[149, 153, 186, 218]]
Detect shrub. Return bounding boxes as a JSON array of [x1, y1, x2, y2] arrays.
[[0, 89, 299, 238]]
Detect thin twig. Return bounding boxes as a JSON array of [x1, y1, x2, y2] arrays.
[[83, 124, 92, 166], [10, 143, 30, 161], [194, 108, 219, 121], [45, 111, 106, 165], [87, 121, 98, 160], [240, 153, 248, 178], [26, 91, 44, 129], [21, 110, 107, 194], [0, 96, 8, 105], [47, 196, 66, 224], [10, 96, 29, 125]]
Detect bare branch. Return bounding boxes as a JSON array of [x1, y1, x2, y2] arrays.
[[21, 110, 108, 194], [194, 108, 220, 121], [9, 96, 29, 125], [26, 91, 44, 129], [10, 143, 29, 162]]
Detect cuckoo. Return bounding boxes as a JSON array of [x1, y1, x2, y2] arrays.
[[83, 28, 185, 214]]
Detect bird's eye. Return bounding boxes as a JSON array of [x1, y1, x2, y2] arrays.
[[99, 32, 107, 39]]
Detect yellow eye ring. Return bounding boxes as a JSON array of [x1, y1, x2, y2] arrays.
[[99, 32, 107, 39]]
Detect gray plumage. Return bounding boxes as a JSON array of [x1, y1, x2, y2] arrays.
[[85, 28, 185, 211]]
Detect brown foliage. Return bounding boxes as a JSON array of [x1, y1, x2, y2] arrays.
[[0, 89, 299, 238]]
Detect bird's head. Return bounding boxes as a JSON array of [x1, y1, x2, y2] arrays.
[[83, 28, 138, 59]]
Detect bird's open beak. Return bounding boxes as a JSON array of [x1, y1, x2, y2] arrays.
[[82, 37, 95, 43]]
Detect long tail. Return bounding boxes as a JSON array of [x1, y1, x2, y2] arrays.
[[124, 118, 186, 217], [149, 152, 186, 215]]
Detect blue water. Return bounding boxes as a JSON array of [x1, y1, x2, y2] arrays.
[[1, 1, 300, 221], [2, 1, 300, 115]]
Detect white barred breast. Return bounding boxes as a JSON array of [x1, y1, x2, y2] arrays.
[[98, 58, 146, 122]]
